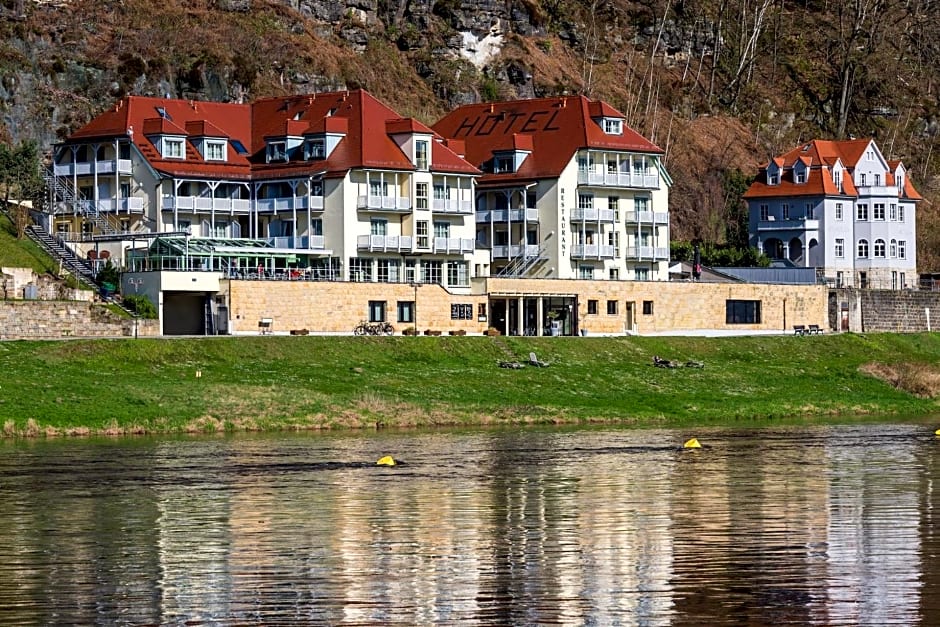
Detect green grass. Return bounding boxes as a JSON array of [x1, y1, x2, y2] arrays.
[[0, 214, 58, 275], [1, 333, 938, 436]]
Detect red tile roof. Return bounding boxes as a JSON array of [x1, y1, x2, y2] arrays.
[[432, 95, 663, 183], [744, 138, 920, 201], [62, 90, 478, 182]]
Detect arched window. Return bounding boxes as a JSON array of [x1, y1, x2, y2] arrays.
[[874, 239, 886, 258], [857, 239, 869, 258], [890, 239, 897, 258]]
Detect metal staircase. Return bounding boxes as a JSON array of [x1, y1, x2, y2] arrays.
[[498, 242, 548, 278], [43, 167, 120, 236], [25, 224, 98, 289]]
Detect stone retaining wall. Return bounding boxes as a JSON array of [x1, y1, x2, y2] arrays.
[[830, 288, 940, 333], [0, 301, 158, 339]]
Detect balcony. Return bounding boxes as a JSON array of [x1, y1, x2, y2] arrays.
[[476, 208, 539, 223], [97, 197, 145, 212], [357, 195, 412, 212], [757, 218, 820, 231], [577, 170, 660, 189], [357, 234, 415, 252], [256, 196, 316, 212], [432, 198, 473, 214], [433, 237, 475, 254], [267, 235, 326, 250], [855, 184, 897, 197], [492, 243, 540, 259], [53, 159, 132, 177], [162, 196, 253, 213], [571, 244, 616, 259], [624, 246, 669, 260], [624, 210, 668, 224], [571, 207, 616, 222]]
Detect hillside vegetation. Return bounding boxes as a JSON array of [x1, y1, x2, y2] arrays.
[[0, 0, 938, 268], [1, 333, 938, 437]]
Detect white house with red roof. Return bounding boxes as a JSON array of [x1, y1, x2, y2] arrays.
[[47, 90, 485, 296], [744, 138, 920, 290], [433, 96, 672, 283]]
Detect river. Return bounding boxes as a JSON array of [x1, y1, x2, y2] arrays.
[[1, 421, 938, 625]]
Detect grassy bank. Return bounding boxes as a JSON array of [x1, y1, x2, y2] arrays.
[[1, 333, 939, 437]]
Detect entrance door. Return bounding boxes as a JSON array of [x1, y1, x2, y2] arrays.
[[625, 301, 636, 334]]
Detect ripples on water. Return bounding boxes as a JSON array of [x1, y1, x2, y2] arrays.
[[0, 423, 938, 625]]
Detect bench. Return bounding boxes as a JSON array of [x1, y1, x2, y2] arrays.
[[808, 324, 824, 335], [793, 325, 806, 336]]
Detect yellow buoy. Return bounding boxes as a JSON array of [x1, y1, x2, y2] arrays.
[[935, 429, 940, 436], [683, 438, 702, 449], [376, 455, 396, 466]]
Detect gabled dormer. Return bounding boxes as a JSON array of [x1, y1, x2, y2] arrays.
[[142, 113, 189, 160], [766, 158, 783, 185], [185, 120, 229, 162], [588, 100, 624, 135], [264, 120, 306, 163], [793, 157, 811, 184], [303, 115, 348, 161], [386, 118, 436, 171], [489, 134, 533, 174]]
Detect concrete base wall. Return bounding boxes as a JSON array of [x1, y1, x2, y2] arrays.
[[0, 301, 158, 339]]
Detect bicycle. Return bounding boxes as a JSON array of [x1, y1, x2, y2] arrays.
[[353, 321, 394, 336]]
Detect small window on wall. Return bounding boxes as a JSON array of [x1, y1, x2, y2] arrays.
[[368, 301, 386, 322], [726, 300, 761, 324], [607, 300, 618, 315], [642, 300, 654, 315], [587, 300, 598, 315], [397, 301, 414, 323]]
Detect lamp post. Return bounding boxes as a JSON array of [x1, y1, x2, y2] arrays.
[[409, 281, 420, 335], [128, 277, 143, 339]]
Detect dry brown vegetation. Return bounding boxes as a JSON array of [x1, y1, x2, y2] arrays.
[[859, 362, 940, 399]]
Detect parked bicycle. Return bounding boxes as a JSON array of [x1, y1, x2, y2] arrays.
[[353, 320, 394, 336]]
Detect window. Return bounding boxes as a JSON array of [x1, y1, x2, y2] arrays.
[[608, 196, 619, 220], [873, 203, 885, 220], [415, 183, 428, 210], [164, 138, 184, 159], [833, 170, 842, 189], [760, 204, 769, 221], [450, 303, 473, 320], [835, 203, 843, 220], [349, 257, 372, 282], [307, 139, 325, 159], [369, 180, 388, 197], [608, 231, 620, 256], [805, 203, 814, 219], [857, 239, 869, 258], [579, 265, 595, 280], [205, 141, 225, 161], [370, 219, 387, 236], [796, 171, 805, 184], [874, 174, 880, 186], [434, 221, 449, 239], [768, 172, 779, 185], [603, 118, 623, 135], [368, 301, 386, 323], [311, 218, 323, 236], [898, 205, 905, 222], [607, 300, 618, 315], [415, 140, 429, 170], [634, 197, 649, 212], [478, 303, 487, 320], [897, 174, 904, 191], [860, 173, 867, 186], [898, 240, 906, 259], [835, 238, 844, 258], [635, 267, 649, 281], [422, 260, 443, 284], [377, 259, 399, 283], [609, 268, 619, 280], [587, 300, 598, 315], [782, 203, 789, 220], [416, 221, 429, 248], [268, 141, 287, 162], [856, 204, 868, 221], [890, 239, 897, 257], [642, 300, 654, 315], [578, 193, 594, 210], [726, 300, 761, 324], [433, 184, 450, 201], [874, 239, 886, 257], [447, 261, 468, 287], [230, 139, 249, 155], [156, 106, 172, 120], [494, 155, 513, 173]]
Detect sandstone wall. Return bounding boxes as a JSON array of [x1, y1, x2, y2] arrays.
[[0, 301, 159, 339]]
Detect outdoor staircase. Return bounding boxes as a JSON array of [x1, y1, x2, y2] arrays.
[[43, 166, 120, 236], [497, 242, 548, 278], [25, 224, 98, 289]]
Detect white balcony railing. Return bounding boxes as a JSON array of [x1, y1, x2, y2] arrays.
[[433, 237, 475, 254], [624, 210, 669, 224], [491, 243, 540, 259], [757, 218, 820, 230], [357, 234, 415, 252], [624, 246, 670, 260], [432, 198, 473, 214], [571, 244, 616, 259], [53, 159, 132, 177], [476, 208, 539, 223], [571, 208, 616, 222], [577, 170, 660, 189], [162, 196, 255, 213], [265, 235, 327, 250], [96, 197, 145, 212], [357, 195, 412, 211]]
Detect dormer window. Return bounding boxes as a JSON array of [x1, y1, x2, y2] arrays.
[[164, 138, 184, 159], [897, 174, 904, 191], [603, 118, 623, 135], [306, 139, 325, 160], [268, 141, 287, 163], [205, 140, 226, 161], [795, 171, 805, 184], [415, 140, 429, 171], [494, 155, 514, 174], [768, 172, 779, 185]]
